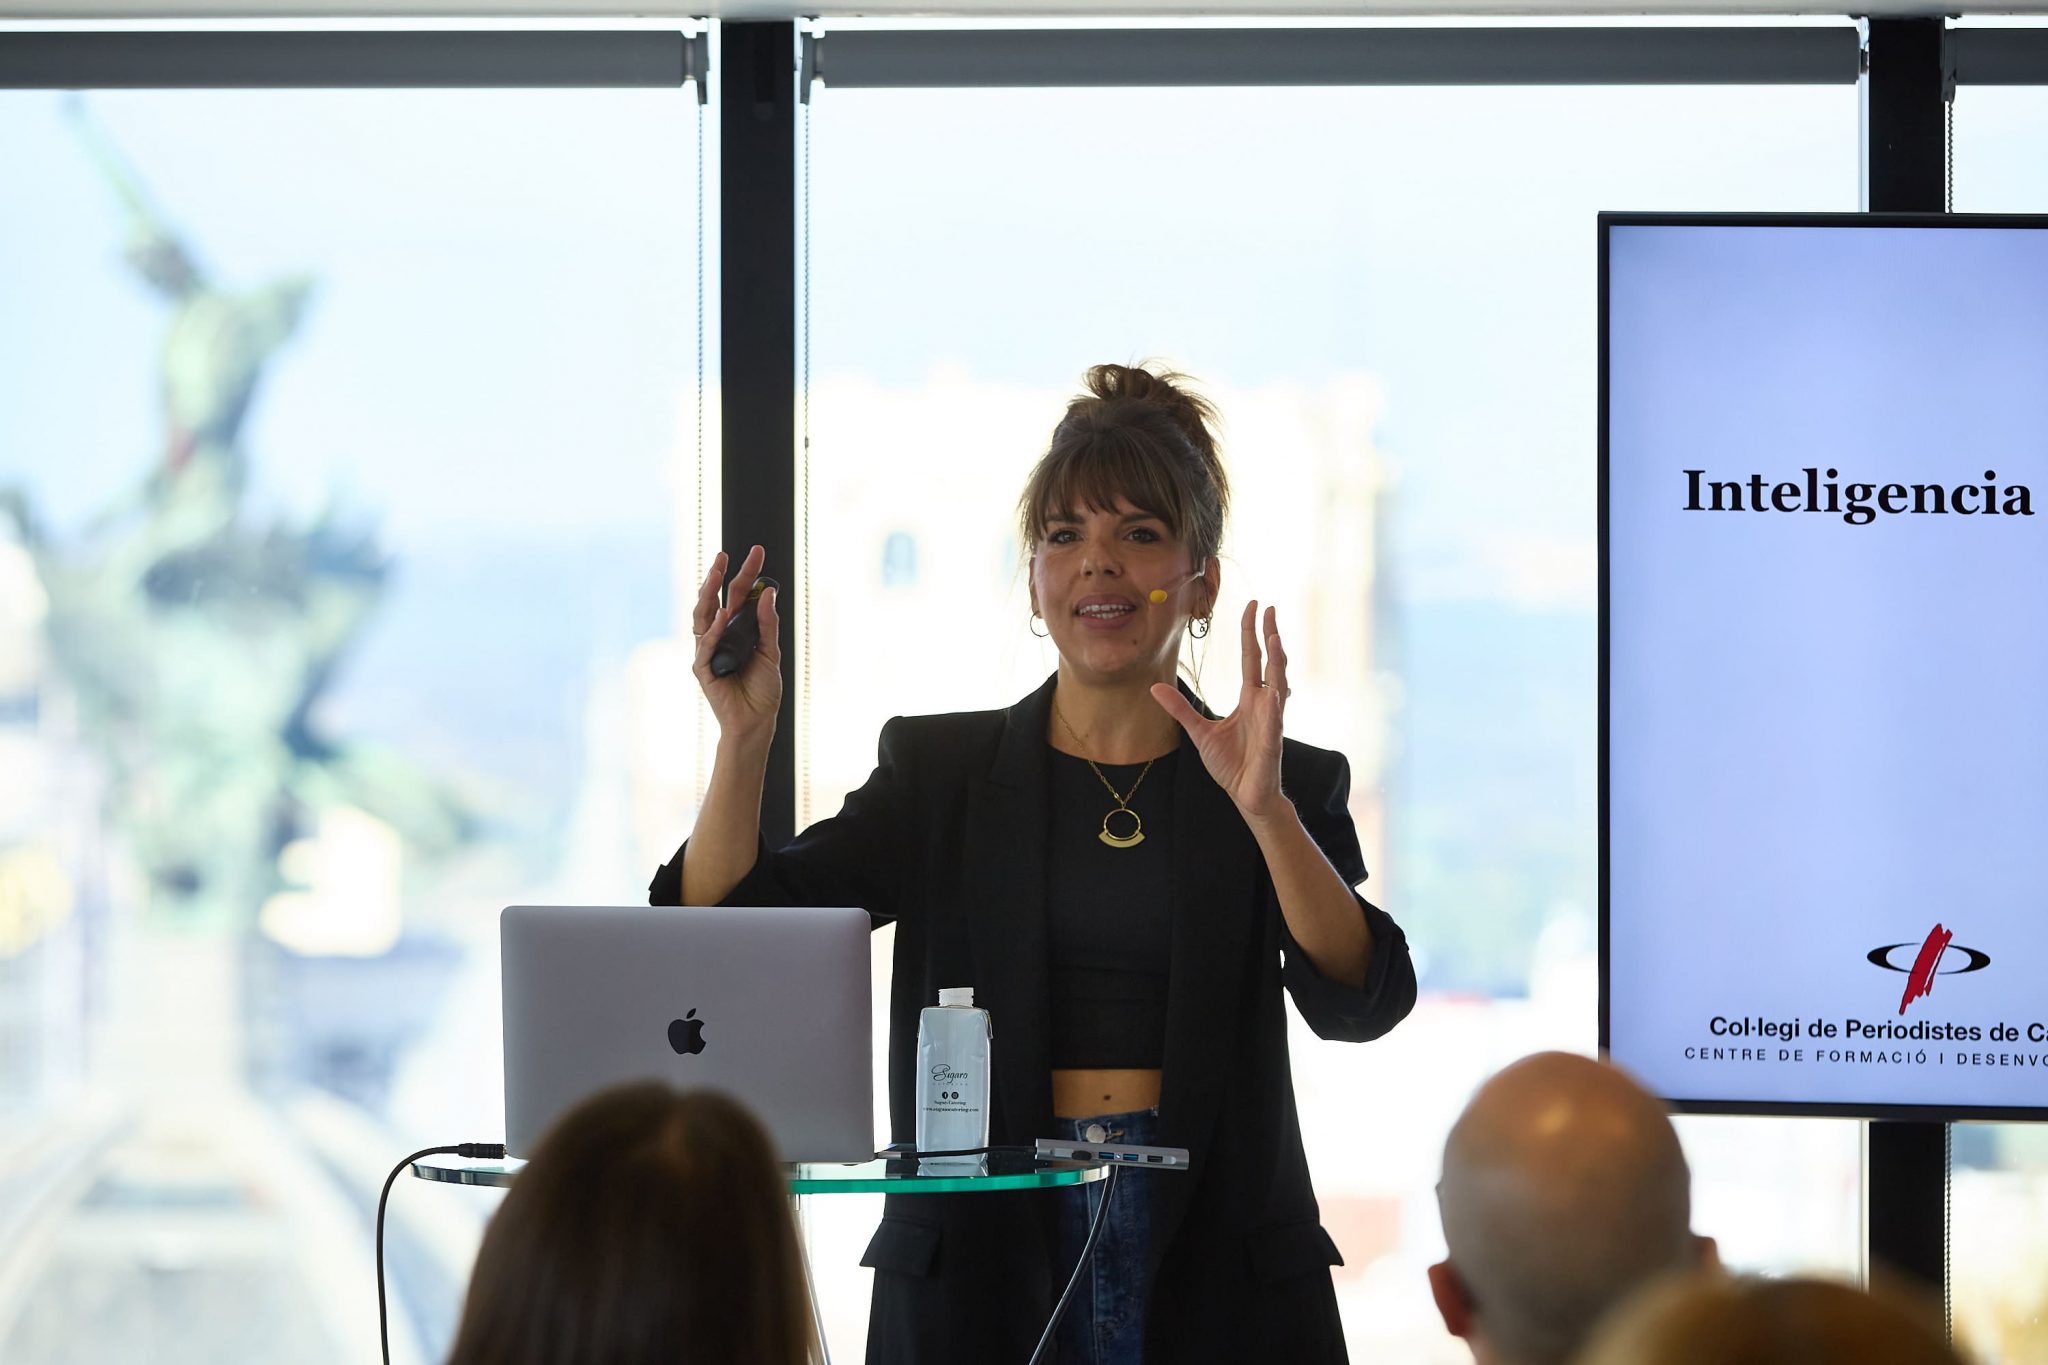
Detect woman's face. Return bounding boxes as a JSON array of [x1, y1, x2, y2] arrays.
[[1029, 495, 1214, 687]]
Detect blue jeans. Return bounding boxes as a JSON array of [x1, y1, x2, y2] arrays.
[[1053, 1107, 1160, 1365]]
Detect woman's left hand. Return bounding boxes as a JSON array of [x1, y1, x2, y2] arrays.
[[1151, 600, 1290, 824]]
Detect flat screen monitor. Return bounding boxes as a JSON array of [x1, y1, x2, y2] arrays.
[[1601, 212, 2048, 1120]]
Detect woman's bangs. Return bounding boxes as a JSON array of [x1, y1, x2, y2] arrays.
[[1030, 435, 1186, 543]]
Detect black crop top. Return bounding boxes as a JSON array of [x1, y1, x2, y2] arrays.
[[1045, 746, 1176, 1070]]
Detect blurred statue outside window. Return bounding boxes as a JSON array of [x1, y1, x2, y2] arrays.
[[2, 99, 470, 973]]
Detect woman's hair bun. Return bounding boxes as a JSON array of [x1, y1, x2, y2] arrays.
[[1082, 363, 1221, 467], [1085, 362, 1162, 402], [1084, 361, 1192, 411]]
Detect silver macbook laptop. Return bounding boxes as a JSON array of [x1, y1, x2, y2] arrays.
[[501, 905, 874, 1162]]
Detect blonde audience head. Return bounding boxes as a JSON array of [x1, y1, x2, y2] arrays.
[[445, 1082, 813, 1365], [1575, 1271, 1968, 1365], [1430, 1051, 1716, 1365]]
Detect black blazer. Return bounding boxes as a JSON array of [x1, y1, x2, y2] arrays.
[[650, 673, 1416, 1364]]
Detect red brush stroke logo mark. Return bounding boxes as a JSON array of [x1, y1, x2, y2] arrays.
[[1898, 923, 1953, 1016], [1867, 928, 1989, 1011]]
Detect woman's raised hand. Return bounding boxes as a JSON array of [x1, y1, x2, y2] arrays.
[[1150, 600, 1290, 824], [691, 545, 782, 744]]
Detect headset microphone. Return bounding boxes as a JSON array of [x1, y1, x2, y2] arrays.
[[1147, 571, 1205, 606]]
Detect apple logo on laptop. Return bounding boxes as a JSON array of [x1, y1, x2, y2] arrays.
[[668, 1009, 707, 1056]]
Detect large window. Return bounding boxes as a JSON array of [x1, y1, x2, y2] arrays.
[[0, 69, 707, 1362], [794, 40, 1862, 1357], [0, 24, 1923, 1362]]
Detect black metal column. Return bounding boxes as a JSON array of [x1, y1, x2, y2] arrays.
[[1863, 18, 1949, 211], [1868, 1121, 1946, 1290], [720, 21, 800, 846], [1861, 15, 1951, 1304]]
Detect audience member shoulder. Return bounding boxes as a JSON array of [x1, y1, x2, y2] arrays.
[[1575, 1271, 1967, 1365]]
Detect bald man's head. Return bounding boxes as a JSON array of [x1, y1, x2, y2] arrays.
[[1428, 1053, 1710, 1365]]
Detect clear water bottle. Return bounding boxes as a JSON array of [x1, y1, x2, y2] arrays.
[[916, 986, 991, 1165]]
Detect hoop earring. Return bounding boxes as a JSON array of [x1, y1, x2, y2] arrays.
[[1189, 616, 1210, 639], [1030, 614, 1050, 639]]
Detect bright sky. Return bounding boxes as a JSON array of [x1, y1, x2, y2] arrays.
[[3, 77, 1883, 600]]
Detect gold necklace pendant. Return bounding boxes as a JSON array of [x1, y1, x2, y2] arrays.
[[1055, 695, 1159, 851], [1100, 806, 1145, 849]]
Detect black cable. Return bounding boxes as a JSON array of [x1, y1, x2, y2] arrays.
[[1026, 1164, 1121, 1365], [378, 1142, 506, 1365]]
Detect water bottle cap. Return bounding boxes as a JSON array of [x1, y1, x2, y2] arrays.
[[938, 987, 975, 1007]]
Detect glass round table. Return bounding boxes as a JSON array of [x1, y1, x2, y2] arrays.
[[411, 1146, 1110, 1192], [411, 1145, 1114, 1362]]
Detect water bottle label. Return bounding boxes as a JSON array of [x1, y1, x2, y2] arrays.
[[925, 1063, 978, 1111]]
